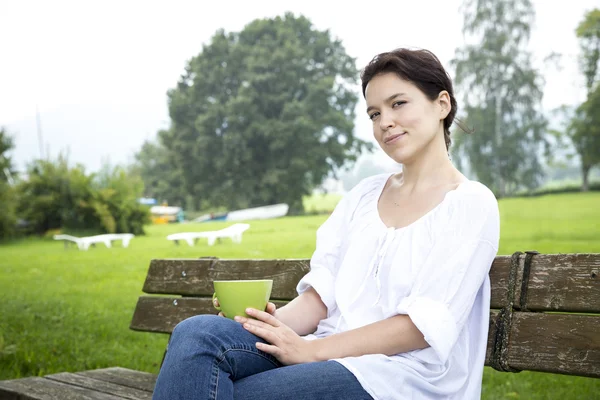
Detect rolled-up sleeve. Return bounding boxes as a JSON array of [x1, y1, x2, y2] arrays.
[[396, 189, 500, 364], [296, 193, 351, 312], [397, 295, 458, 364]]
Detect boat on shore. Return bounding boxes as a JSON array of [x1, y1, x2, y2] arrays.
[[193, 203, 289, 223]]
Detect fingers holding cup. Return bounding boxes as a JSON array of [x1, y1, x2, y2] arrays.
[[212, 293, 225, 317], [266, 302, 277, 316]]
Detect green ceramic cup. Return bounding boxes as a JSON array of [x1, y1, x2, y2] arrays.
[[212, 279, 273, 319]]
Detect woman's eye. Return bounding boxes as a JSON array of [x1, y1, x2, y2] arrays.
[[369, 112, 380, 120], [393, 101, 406, 108]]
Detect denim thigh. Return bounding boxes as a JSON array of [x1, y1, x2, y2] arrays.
[[233, 360, 373, 400]]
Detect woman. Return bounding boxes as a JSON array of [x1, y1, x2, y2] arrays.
[[152, 48, 500, 400]]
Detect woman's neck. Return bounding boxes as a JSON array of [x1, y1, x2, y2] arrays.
[[396, 135, 461, 191]]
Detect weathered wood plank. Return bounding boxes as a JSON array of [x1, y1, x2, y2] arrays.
[[141, 254, 600, 312], [130, 297, 289, 333], [0, 376, 124, 400], [506, 312, 600, 378], [142, 259, 310, 299], [131, 296, 503, 349], [512, 253, 600, 313], [484, 310, 499, 366], [490, 257, 510, 309], [75, 368, 156, 393], [485, 312, 600, 377], [131, 297, 600, 378], [142, 258, 511, 308], [46, 372, 151, 400]]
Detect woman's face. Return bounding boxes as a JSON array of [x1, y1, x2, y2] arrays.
[[365, 72, 448, 164]]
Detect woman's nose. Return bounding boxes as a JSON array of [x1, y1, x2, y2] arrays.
[[379, 111, 395, 131]]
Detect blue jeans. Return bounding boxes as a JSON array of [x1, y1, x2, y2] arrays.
[[152, 315, 373, 400]]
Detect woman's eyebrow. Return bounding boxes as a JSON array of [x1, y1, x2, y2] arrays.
[[366, 93, 406, 113]]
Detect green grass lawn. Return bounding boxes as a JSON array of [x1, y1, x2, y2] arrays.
[[303, 192, 343, 214], [1, 192, 599, 399]]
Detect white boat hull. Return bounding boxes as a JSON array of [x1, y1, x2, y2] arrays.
[[226, 203, 289, 221]]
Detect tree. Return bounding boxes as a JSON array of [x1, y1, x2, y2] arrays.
[[162, 13, 370, 213], [451, 0, 547, 196], [93, 162, 150, 235], [0, 127, 17, 184], [132, 133, 187, 207], [567, 85, 600, 191], [0, 128, 18, 239], [572, 8, 600, 190], [17, 154, 149, 235], [577, 9, 600, 92], [17, 155, 93, 234]]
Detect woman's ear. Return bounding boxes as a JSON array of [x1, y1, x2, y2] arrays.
[[438, 91, 451, 119]]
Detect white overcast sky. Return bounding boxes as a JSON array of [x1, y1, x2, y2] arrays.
[[0, 0, 597, 172]]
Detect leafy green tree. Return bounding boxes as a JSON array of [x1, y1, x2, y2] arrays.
[[132, 133, 187, 207], [0, 128, 17, 184], [577, 9, 600, 91], [0, 184, 17, 240], [0, 128, 18, 239], [17, 155, 96, 234], [17, 155, 149, 235], [93, 163, 150, 235], [572, 9, 600, 190], [163, 13, 371, 212], [567, 85, 600, 191], [451, 0, 547, 196]]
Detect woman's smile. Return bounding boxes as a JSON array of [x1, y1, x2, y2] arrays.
[[384, 132, 407, 145]]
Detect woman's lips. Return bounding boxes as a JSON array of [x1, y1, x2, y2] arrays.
[[384, 132, 406, 144]]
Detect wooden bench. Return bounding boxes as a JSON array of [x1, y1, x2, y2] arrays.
[[1, 252, 598, 399]]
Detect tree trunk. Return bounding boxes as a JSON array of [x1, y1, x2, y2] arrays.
[[581, 164, 590, 192], [495, 92, 506, 198]]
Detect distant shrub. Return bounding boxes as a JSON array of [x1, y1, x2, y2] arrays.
[[16, 156, 149, 236], [0, 181, 17, 240], [511, 182, 600, 198]]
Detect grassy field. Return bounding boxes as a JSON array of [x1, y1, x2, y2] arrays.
[[0, 192, 599, 399]]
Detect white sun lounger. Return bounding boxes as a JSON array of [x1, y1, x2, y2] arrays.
[[166, 223, 250, 246], [53, 233, 135, 250]]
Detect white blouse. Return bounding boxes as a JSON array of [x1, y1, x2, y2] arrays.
[[297, 173, 500, 400]]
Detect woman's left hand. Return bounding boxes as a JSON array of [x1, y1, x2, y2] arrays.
[[235, 308, 320, 366]]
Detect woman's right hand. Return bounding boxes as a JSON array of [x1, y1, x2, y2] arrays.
[[213, 297, 277, 318]]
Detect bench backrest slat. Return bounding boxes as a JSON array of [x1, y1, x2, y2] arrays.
[[130, 297, 289, 334], [511, 253, 600, 312], [143, 259, 310, 300], [143, 258, 513, 307], [486, 311, 600, 378], [142, 255, 600, 312]]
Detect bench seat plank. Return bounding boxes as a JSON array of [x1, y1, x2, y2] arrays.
[[46, 372, 152, 400], [0, 368, 156, 400], [75, 368, 157, 393], [0, 376, 124, 400]]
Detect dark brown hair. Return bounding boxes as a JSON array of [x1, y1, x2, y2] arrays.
[[361, 48, 466, 150]]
